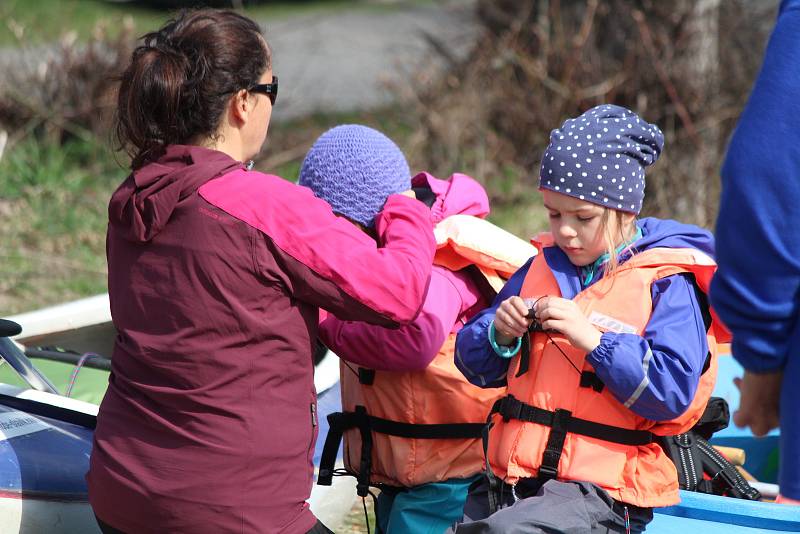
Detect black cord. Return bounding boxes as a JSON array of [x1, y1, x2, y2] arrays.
[[543, 330, 582, 376], [362, 496, 371, 534], [526, 296, 583, 376], [343, 361, 360, 379]]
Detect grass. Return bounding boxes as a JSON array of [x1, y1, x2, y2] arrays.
[[0, 135, 121, 315], [0, 0, 437, 46], [0, 104, 545, 316]]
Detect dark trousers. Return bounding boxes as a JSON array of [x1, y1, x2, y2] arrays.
[[448, 477, 653, 534], [96, 516, 334, 534]]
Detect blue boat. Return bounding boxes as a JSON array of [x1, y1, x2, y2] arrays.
[[650, 353, 800, 532], [0, 319, 100, 533], [3, 312, 800, 532]]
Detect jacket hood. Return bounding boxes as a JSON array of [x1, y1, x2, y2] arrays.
[[634, 217, 715, 258], [109, 145, 242, 243], [411, 172, 490, 224]]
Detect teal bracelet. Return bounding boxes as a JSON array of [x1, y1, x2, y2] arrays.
[[488, 320, 522, 359]]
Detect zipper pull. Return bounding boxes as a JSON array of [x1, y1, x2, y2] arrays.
[[310, 403, 317, 427]]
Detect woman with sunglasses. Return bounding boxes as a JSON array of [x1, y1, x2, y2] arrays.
[[88, 9, 436, 534]]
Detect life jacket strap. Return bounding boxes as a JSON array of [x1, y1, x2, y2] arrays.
[[366, 416, 486, 439], [538, 408, 571, 481], [358, 367, 376, 385], [317, 406, 373, 497], [482, 419, 503, 515], [482, 395, 654, 505], [490, 395, 655, 447], [579, 371, 605, 392], [317, 406, 487, 496]]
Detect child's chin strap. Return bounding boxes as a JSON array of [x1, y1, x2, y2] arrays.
[[580, 225, 643, 286]]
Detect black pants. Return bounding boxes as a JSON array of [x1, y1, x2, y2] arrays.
[[96, 516, 334, 534]]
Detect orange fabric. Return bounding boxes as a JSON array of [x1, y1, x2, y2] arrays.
[[488, 241, 726, 508], [340, 215, 532, 487], [341, 335, 504, 487], [434, 214, 537, 281]]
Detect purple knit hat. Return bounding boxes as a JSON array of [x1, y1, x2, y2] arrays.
[[298, 124, 411, 228], [538, 104, 664, 214]]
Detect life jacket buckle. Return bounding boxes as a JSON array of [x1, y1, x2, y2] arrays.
[[537, 461, 559, 481]]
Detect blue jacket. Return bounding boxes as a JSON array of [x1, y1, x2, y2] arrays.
[[455, 217, 712, 422], [710, 0, 800, 500]]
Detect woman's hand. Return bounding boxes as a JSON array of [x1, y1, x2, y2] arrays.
[[533, 296, 602, 353], [493, 296, 533, 345]]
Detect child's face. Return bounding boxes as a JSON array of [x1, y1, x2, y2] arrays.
[[542, 189, 628, 267]]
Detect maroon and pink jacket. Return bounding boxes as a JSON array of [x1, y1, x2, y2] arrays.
[[319, 172, 492, 371], [88, 145, 435, 533]]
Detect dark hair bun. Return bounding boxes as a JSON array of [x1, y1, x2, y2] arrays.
[[116, 9, 270, 168]]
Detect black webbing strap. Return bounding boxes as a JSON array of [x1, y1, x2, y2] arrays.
[[696, 437, 761, 500], [537, 408, 571, 481], [317, 406, 486, 496], [491, 395, 655, 447], [317, 406, 373, 497], [484, 395, 654, 492], [483, 395, 655, 513], [515, 331, 532, 377], [358, 368, 375, 385], [368, 416, 485, 440], [579, 371, 605, 392], [482, 418, 504, 515]]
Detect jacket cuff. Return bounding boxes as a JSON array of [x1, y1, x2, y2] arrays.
[[585, 331, 620, 369]]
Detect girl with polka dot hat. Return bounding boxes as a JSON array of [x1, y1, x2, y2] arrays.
[[449, 105, 730, 533]]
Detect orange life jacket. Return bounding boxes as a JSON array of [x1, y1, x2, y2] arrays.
[[485, 235, 729, 508], [318, 217, 535, 492], [433, 214, 536, 292]]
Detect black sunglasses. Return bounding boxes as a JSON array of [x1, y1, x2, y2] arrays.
[[248, 76, 278, 105]]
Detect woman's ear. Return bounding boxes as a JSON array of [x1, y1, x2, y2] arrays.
[[229, 89, 251, 125]]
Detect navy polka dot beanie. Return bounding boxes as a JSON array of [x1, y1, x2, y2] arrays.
[[299, 124, 411, 228], [539, 104, 664, 214]]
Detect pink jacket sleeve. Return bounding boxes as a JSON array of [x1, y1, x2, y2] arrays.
[[319, 266, 481, 371], [199, 170, 436, 325]]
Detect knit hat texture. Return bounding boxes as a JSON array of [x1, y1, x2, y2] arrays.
[[538, 104, 664, 214], [298, 124, 411, 227]]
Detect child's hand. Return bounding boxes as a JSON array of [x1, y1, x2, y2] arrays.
[[533, 296, 602, 353], [494, 296, 533, 344], [733, 370, 782, 436]]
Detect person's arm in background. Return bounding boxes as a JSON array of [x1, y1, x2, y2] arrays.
[[454, 258, 532, 388], [587, 274, 709, 422], [319, 267, 480, 372], [710, 1, 800, 436]]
